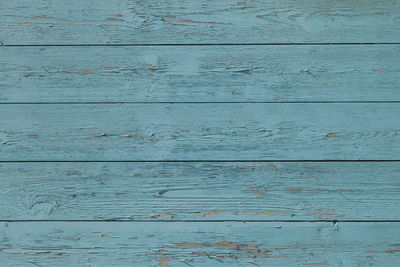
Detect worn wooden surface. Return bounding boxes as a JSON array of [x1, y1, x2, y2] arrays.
[[1, 45, 400, 103], [1, 0, 400, 45], [2, 0, 400, 265], [1, 103, 399, 161], [1, 162, 400, 221], [1, 222, 400, 266]]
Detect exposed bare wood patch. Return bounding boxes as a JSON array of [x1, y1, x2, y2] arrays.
[[164, 19, 231, 25], [24, 16, 52, 19]]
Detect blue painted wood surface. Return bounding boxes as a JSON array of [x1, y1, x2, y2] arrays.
[[1, 162, 400, 221], [1, 45, 399, 103], [1, 0, 399, 266], [1, 0, 400, 45], [1, 222, 400, 266], [1, 103, 399, 161]]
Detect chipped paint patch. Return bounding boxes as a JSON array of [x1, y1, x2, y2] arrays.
[[326, 133, 337, 137], [287, 187, 302, 194], [164, 19, 231, 25], [24, 16, 52, 19], [175, 241, 271, 258], [154, 253, 169, 267], [150, 214, 173, 219], [107, 18, 126, 22]]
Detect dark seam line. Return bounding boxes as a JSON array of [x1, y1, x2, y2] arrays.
[[2, 101, 400, 104], [1, 160, 400, 163], [1, 220, 399, 223], [2, 43, 400, 47]]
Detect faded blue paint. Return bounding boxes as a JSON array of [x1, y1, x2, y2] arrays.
[[1, 0, 399, 266], [0, 162, 399, 221], [1, 0, 400, 44], [1, 222, 400, 266], [0, 103, 399, 161], [0, 45, 399, 102]]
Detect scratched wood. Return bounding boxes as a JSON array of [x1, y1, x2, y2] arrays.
[[1, 0, 400, 45], [1, 162, 400, 220], [1, 103, 399, 161], [1, 45, 400, 103], [1, 222, 400, 266]]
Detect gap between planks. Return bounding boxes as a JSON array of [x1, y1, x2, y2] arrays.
[[1, 160, 400, 163], [2, 43, 400, 47], [2, 220, 400, 223], [2, 101, 400, 104]]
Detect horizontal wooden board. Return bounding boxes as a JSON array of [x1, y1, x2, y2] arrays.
[[1, 221, 400, 266], [1, 0, 400, 44], [1, 162, 400, 220], [1, 45, 400, 102], [1, 103, 400, 160]]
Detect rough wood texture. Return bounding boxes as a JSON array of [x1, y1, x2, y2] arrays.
[[1, 45, 400, 103], [1, 0, 400, 45], [1, 103, 399, 161], [1, 162, 400, 220], [3, 0, 400, 265], [1, 222, 400, 266]]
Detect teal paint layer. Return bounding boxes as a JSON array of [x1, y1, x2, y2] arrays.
[[0, 103, 399, 160], [1, 45, 399, 103], [1, 0, 400, 44], [2, 0, 400, 265], [0, 162, 399, 220], [1, 222, 400, 266]]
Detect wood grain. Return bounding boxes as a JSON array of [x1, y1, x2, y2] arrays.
[[1, 162, 400, 220], [2, 0, 400, 266], [1, 45, 400, 103], [1, 0, 400, 45], [1, 103, 399, 161], [1, 221, 400, 266]]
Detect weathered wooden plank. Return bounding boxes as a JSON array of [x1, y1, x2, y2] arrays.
[[1, 103, 399, 160], [1, 45, 400, 102], [1, 162, 399, 220], [1, 0, 400, 44], [1, 222, 399, 266]]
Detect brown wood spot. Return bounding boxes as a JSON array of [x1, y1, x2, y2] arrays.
[[25, 16, 52, 19], [107, 18, 125, 21], [101, 234, 111, 238], [80, 69, 98, 72], [150, 214, 173, 219], [373, 69, 385, 72], [287, 187, 302, 194], [204, 210, 224, 217], [326, 133, 337, 137], [154, 253, 168, 267], [164, 18, 230, 25]]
